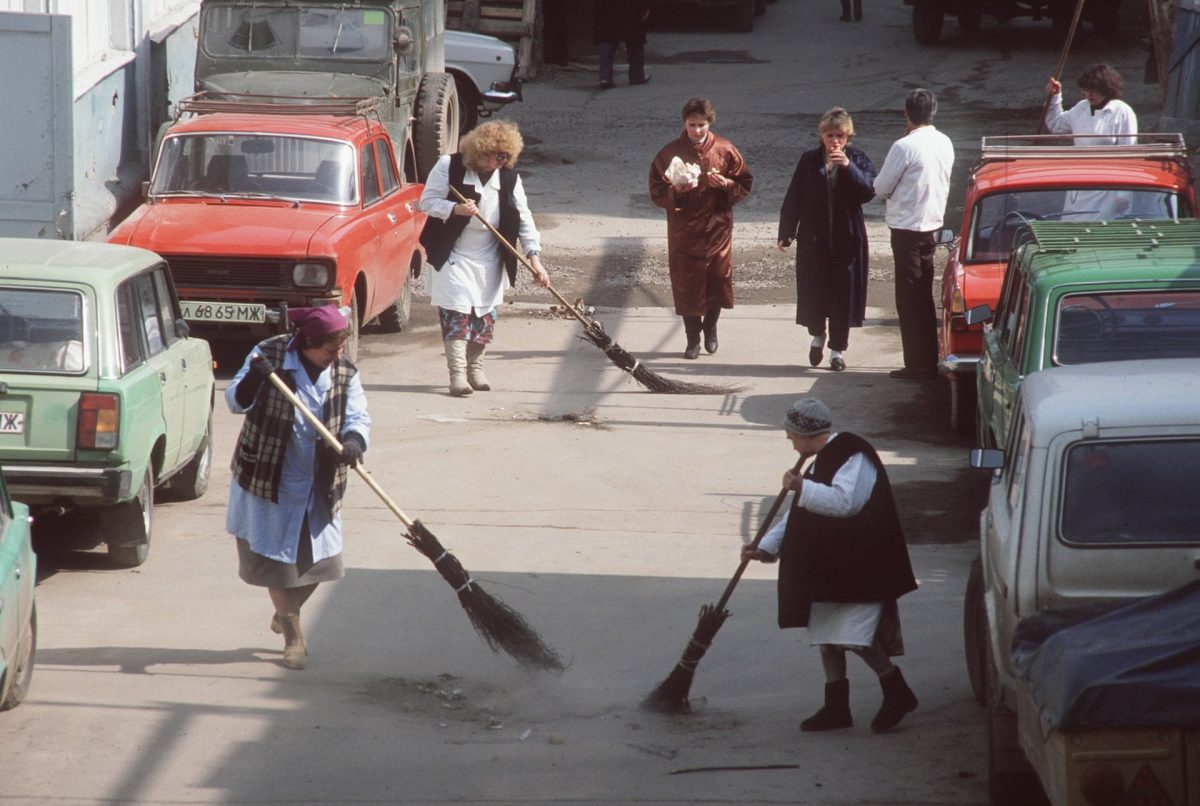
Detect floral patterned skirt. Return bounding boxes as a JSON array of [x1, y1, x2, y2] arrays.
[[439, 307, 496, 344]]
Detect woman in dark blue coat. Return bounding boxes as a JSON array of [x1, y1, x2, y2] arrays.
[[777, 108, 876, 372]]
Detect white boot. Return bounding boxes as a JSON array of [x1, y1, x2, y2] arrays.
[[444, 340, 473, 397], [465, 342, 491, 391]]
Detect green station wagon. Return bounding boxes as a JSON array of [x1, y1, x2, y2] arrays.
[[0, 240, 215, 567], [971, 220, 1200, 449]]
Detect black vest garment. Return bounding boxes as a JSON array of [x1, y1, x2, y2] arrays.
[[776, 432, 918, 629], [418, 155, 521, 286]]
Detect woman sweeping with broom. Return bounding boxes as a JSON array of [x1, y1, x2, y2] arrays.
[[226, 306, 370, 670]]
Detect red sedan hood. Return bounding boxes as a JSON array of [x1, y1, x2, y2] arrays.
[[118, 201, 342, 257]]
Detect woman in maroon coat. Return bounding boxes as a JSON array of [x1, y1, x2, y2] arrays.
[[778, 108, 876, 372], [649, 97, 753, 359]]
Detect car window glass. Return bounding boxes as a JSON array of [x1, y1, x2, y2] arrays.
[[1054, 289, 1200, 365], [361, 143, 381, 205], [1009, 285, 1032, 363], [1061, 439, 1200, 545], [152, 268, 180, 347], [116, 283, 146, 372], [997, 268, 1027, 349], [134, 274, 165, 356], [375, 139, 399, 196], [201, 5, 391, 61], [0, 287, 85, 373], [1004, 409, 1029, 514]]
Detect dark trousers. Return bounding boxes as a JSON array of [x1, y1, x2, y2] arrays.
[[890, 228, 938, 373], [806, 264, 852, 352], [598, 40, 646, 83]]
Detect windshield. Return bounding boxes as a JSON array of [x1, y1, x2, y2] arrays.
[[1054, 289, 1200, 365], [1062, 439, 1200, 545], [152, 134, 356, 203], [967, 189, 1182, 262], [0, 288, 86, 373], [200, 4, 394, 61]]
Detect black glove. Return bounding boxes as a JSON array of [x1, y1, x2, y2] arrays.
[[250, 353, 275, 377], [339, 432, 365, 467], [235, 352, 276, 408]]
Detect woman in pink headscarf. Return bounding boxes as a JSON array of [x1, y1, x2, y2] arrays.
[[225, 306, 371, 670]]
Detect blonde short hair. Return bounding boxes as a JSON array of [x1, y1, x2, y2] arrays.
[[460, 120, 524, 171], [818, 107, 855, 139]]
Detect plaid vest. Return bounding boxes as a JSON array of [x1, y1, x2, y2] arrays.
[[231, 335, 356, 515]]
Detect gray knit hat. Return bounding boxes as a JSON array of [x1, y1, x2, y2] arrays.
[[782, 398, 833, 437]]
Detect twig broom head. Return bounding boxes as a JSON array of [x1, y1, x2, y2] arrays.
[[641, 603, 730, 713], [578, 325, 745, 396], [406, 519, 566, 673]]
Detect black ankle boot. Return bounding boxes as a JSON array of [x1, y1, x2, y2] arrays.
[[871, 666, 918, 732], [682, 316, 702, 359], [702, 308, 720, 354], [801, 679, 852, 731]]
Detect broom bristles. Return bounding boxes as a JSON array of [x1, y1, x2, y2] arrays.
[[578, 325, 745, 396], [407, 520, 565, 672], [641, 603, 730, 713]]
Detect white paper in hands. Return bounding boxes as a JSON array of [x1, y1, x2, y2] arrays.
[[665, 155, 701, 189]]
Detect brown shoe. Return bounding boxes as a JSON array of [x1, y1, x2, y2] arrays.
[[276, 613, 307, 670]]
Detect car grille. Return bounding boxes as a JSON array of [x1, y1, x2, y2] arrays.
[[164, 255, 291, 289]]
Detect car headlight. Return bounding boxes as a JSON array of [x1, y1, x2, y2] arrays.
[[293, 262, 330, 288]]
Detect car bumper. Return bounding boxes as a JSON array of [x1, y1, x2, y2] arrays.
[[480, 77, 523, 112], [941, 354, 980, 374], [2, 465, 133, 505]]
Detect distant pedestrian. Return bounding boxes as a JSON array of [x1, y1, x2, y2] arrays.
[[742, 398, 919, 733], [419, 121, 550, 396], [1043, 63, 1137, 145], [839, 0, 863, 21], [594, 0, 651, 89], [873, 88, 954, 380], [649, 97, 753, 359], [778, 107, 876, 372]]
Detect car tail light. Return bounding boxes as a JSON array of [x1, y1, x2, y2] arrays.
[[78, 393, 119, 450]]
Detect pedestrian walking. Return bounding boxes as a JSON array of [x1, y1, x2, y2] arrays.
[[594, 0, 651, 89], [225, 305, 371, 671], [1043, 63, 1137, 145], [649, 97, 753, 359], [419, 120, 550, 396], [873, 88, 954, 380], [742, 398, 919, 733], [778, 107, 876, 373]]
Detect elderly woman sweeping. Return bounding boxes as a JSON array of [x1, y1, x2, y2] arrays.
[[226, 305, 371, 670], [419, 120, 550, 396]]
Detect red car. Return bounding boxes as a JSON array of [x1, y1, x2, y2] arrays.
[[938, 134, 1196, 433], [109, 94, 426, 360]]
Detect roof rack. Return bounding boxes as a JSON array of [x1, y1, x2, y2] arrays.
[[979, 133, 1188, 162], [1019, 218, 1200, 252], [174, 91, 383, 120]]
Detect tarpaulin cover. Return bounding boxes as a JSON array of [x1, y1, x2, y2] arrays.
[[1011, 580, 1200, 731]]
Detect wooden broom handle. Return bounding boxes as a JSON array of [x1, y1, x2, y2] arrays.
[[1037, 0, 1088, 133], [264, 369, 415, 528]]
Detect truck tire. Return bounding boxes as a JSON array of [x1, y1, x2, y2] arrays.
[[451, 72, 479, 136], [413, 73, 461, 184], [913, 0, 945, 42], [376, 271, 412, 333], [105, 467, 153, 568], [963, 556, 987, 706]]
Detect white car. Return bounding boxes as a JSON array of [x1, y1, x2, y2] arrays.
[[444, 29, 523, 135]]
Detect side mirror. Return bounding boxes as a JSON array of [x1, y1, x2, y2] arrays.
[[394, 26, 413, 53], [969, 448, 1004, 470], [174, 318, 191, 339], [934, 227, 956, 245], [963, 304, 993, 326]]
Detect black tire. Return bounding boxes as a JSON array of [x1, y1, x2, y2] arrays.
[[963, 556, 986, 706], [913, 0, 945, 42], [452, 72, 480, 137], [951, 376, 978, 435], [162, 411, 213, 502], [413, 73, 461, 183], [985, 642, 1049, 805], [0, 603, 35, 710], [345, 289, 360, 363], [376, 272, 412, 333], [730, 0, 755, 31], [105, 467, 153, 568], [958, 0, 982, 30]]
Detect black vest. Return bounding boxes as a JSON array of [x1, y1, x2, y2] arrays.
[[776, 432, 917, 629], [418, 155, 521, 286]]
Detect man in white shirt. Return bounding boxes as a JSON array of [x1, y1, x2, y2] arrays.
[[873, 89, 955, 380]]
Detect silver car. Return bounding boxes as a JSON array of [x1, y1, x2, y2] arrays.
[[444, 29, 523, 134]]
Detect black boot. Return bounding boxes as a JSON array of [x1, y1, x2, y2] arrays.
[[853, 0, 862, 19], [682, 316, 702, 359], [801, 679, 852, 731], [871, 666, 918, 732], [839, 0, 851, 20], [702, 307, 721, 355]]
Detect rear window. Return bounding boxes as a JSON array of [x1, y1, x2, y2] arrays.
[[1061, 439, 1200, 545], [0, 287, 86, 373], [1054, 289, 1200, 365], [968, 188, 1182, 262]]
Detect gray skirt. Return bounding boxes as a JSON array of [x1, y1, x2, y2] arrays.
[[236, 521, 344, 588]]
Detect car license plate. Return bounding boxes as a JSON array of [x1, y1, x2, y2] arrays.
[[0, 412, 25, 434], [180, 301, 267, 323]]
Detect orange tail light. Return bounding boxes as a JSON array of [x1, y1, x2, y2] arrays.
[[78, 392, 120, 450]]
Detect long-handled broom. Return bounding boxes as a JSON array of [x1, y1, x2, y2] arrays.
[[1036, 0, 1088, 134], [447, 186, 742, 395], [642, 458, 805, 713], [262, 365, 565, 672]]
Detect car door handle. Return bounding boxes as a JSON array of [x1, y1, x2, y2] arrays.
[[387, 212, 398, 224], [404, 202, 415, 214], [158, 371, 168, 384]]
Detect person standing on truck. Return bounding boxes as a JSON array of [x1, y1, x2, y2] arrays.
[[419, 121, 550, 397], [742, 398, 920, 733], [225, 305, 371, 672], [873, 88, 954, 381], [594, 0, 651, 89], [777, 107, 876, 373], [649, 96, 753, 359]]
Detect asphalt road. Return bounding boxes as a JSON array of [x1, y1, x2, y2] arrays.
[[1, 1, 1162, 803]]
